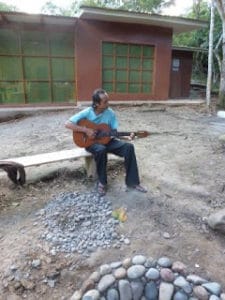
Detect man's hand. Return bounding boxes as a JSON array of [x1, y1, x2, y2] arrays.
[[128, 132, 135, 141], [84, 127, 96, 139]]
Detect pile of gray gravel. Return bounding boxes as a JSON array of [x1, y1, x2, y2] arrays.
[[36, 192, 128, 255]]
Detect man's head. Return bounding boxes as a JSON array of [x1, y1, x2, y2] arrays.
[[92, 88, 109, 112]]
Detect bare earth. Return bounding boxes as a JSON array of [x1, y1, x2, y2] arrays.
[[0, 103, 225, 299]]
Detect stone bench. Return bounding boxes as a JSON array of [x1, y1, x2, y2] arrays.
[[0, 149, 119, 185]]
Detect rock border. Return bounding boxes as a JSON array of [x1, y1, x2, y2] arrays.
[[70, 255, 225, 300]]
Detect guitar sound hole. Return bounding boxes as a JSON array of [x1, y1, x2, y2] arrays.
[[96, 130, 103, 138]]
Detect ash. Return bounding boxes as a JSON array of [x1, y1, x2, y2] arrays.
[[36, 192, 123, 255]]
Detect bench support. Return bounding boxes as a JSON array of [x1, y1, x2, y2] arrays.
[[84, 156, 97, 179]]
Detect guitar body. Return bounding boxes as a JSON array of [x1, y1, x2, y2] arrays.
[[73, 119, 149, 148], [73, 119, 111, 148]]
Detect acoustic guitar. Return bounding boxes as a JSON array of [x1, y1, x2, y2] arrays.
[[73, 119, 150, 148]]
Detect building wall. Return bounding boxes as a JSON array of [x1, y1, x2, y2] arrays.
[[76, 19, 173, 101]]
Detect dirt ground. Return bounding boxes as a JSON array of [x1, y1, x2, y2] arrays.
[[0, 102, 225, 299]]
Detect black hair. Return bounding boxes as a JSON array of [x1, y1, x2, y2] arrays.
[[92, 88, 106, 108]]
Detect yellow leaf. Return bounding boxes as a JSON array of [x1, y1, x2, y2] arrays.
[[112, 207, 127, 222]]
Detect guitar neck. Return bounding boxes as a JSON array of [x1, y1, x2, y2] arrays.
[[116, 131, 133, 137], [97, 130, 132, 137]]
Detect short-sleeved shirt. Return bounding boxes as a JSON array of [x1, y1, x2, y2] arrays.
[[69, 107, 118, 130]]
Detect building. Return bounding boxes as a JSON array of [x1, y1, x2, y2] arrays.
[[0, 6, 207, 106]]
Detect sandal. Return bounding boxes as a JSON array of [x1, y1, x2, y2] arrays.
[[134, 185, 147, 193], [97, 182, 106, 196], [126, 184, 147, 193]]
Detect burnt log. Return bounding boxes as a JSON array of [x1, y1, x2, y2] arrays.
[[0, 161, 26, 185]]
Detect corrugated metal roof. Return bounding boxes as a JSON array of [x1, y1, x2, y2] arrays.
[[78, 6, 208, 34]]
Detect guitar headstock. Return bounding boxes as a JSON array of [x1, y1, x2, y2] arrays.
[[135, 131, 150, 138]]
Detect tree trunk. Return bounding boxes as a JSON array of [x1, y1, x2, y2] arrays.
[[215, 0, 225, 107], [206, 1, 215, 107], [219, 20, 225, 107]]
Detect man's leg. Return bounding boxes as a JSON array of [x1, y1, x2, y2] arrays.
[[86, 143, 107, 186], [106, 139, 140, 187]]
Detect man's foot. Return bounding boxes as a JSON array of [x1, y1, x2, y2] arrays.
[[97, 182, 106, 196], [126, 184, 147, 193]]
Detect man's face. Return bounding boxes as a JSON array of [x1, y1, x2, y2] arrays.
[[97, 92, 109, 111]]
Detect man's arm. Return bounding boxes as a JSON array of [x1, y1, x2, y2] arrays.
[[65, 121, 95, 138]]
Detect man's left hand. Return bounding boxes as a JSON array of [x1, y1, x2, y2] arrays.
[[128, 132, 135, 141]]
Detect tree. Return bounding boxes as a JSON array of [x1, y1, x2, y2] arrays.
[[206, 1, 215, 106], [41, 0, 175, 15], [173, 1, 223, 94], [0, 1, 18, 11], [117, 0, 175, 13], [41, 1, 81, 16], [214, 0, 225, 108]]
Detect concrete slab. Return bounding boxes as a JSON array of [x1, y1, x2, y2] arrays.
[[0, 99, 205, 121]]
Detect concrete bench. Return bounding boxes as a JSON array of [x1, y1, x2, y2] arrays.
[[0, 149, 119, 185]]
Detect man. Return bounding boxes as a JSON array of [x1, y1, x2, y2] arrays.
[[65, 88, 147, 196]]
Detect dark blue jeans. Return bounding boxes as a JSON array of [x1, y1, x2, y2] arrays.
[[86, 138, 140, 187]]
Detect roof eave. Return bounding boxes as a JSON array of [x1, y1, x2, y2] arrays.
[[0, 11, 77, 26], [78, 6, 208, 34]]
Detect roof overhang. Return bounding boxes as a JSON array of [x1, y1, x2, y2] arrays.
[[0, 7, 208, 34], [172, 46, 208, 52], [0, 11, 77, 26], [78, 6, 208, 34]]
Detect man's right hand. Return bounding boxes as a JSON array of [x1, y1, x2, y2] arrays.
[[84, 127, 96, 139]]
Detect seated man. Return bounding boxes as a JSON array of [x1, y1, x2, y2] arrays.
[[65, 88, 147, 196]]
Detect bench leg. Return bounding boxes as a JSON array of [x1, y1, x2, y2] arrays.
[[84, 156, 97, 179]]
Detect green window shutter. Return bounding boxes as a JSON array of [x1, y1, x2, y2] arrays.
[[102, 42, 154, 94], [52, 82, 75, 102], [103, 70, 114, 81], [0, 57, 22, 80], [51, 58, 74, 81], [0, 29, 19, 54], [129, 83, 140, 93], [21, 31, 48, 56], [129, 57, 141, 69], [129, 70, 140, 82], [0, 27, 75, 105], [116, 83, 127, 92], [142, 71, 152, 82], [143, 59, 153, 70], [102, 42, 114, 55], [50, 33, 74, 56], [116, 57, 127, 69], [102, 82, 113, 92], [24, 58, 49, 80], [142, 84, 151, 93], [116, 70, 127, 82], [26, 82, 50, 103], [143, 46, 154, 57], [103, 56, 114, 68], [130, 45, 141, 57], [0, 82, 24, 104], [115, 44, 128, 56]]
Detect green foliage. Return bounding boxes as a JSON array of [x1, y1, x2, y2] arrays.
[[119, 0, 175, 13], [41, 1, 81, 16], [173, 1, 222, 87], [173, 2, 221, 49], [41, 0, 175, 15], [173, 1, 211, 48], [0, 1, 18, 11]]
